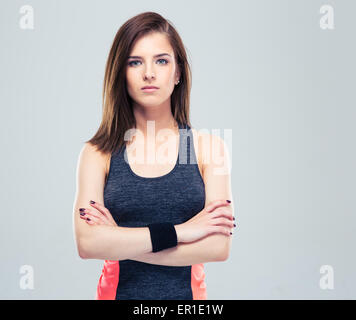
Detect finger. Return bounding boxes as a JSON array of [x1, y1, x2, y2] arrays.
[[211, 208, 235, 220], [85, 218, 98, 225], [212, 214, 236, 226], [83, 217, 94, 225], [80, 214, 103, 225], [209, 225, 232, 237], [205, 199, 232, 213], [89, 200, 116, 224], [210, 217, 235, 228], [80, 208, 109, 224]]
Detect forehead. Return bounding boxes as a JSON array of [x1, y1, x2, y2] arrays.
[[130, 32, 174, 56]]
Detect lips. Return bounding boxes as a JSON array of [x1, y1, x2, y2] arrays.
[[142, 86, 159, 89]]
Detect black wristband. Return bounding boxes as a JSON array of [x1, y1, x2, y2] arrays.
[[147, 222, 178, 253]]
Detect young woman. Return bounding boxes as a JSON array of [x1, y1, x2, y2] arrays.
[[73, 11, 236, 300]]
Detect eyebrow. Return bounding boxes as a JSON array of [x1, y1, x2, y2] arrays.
[[127, 53, 172, 59]]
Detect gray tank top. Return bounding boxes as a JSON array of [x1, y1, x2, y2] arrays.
[[101, 122, 206, 300]]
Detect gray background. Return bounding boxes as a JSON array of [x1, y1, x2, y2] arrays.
[[0, 0, 354, 299]]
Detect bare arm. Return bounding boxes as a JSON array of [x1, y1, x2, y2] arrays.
[[128, 132, 234, 266], [73, 142, 155, 260], [127, 230, 226, 266]]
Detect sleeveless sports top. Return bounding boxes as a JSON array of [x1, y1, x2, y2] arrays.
[[95, 122, 207, 300]]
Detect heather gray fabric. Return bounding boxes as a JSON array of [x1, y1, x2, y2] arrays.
[[103, 122, 206, 300]]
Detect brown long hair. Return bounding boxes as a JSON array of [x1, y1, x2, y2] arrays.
[[86, 11, 193, 156]]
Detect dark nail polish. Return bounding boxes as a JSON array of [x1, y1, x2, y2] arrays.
[[80, 212, 85, 216], [230, 232, 233, 235], [79, 208, 85, 212], [87, 218, 91, 221], [234, 224, 236, 227], [233, 217, 235, 220], [90, 200, 95, 204], [226, 200, 231, 203]]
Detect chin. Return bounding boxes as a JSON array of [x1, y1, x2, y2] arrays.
[[138, 100, 162, 108]]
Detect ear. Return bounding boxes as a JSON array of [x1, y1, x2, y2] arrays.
[[175, 63, 181, 84]]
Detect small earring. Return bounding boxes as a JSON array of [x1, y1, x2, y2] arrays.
[[176, 80, 180, 85]]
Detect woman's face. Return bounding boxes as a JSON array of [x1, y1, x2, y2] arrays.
[[125, 32, 180, 108]]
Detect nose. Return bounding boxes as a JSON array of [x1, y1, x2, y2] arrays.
[[144, 72, 155, 81], [143, 63, 155, 81]]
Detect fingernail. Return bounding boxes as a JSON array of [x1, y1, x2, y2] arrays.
[[233, 217, 235, 220], [230, 232, 233, 235], [90, 200, 95, 204], [233, 224, 236, 227], [87, 218, 91, 221], [80, 212, 86, 216], [226, 200, 231, 203], [79, 208, 85, 212]]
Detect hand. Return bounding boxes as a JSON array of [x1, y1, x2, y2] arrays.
[[79, 200, 118, 227], [175, 199, 236, 243]]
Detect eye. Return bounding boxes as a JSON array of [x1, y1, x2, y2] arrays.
[[157, 59, 168, 65], [128, 59, 169, 67], [128, 60, 141, 67]]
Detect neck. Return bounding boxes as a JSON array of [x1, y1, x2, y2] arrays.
[[131, 100, 179, 140]]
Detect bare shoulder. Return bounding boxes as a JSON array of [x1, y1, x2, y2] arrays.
[[190, 129, 230, 179], [189, 128, 211, 179], [73, 142, 111, 255], [78, 142, 110, 176], [76, 142, 112, 191]]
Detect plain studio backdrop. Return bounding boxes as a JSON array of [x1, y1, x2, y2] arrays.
[[0, 0, 355, 299]]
